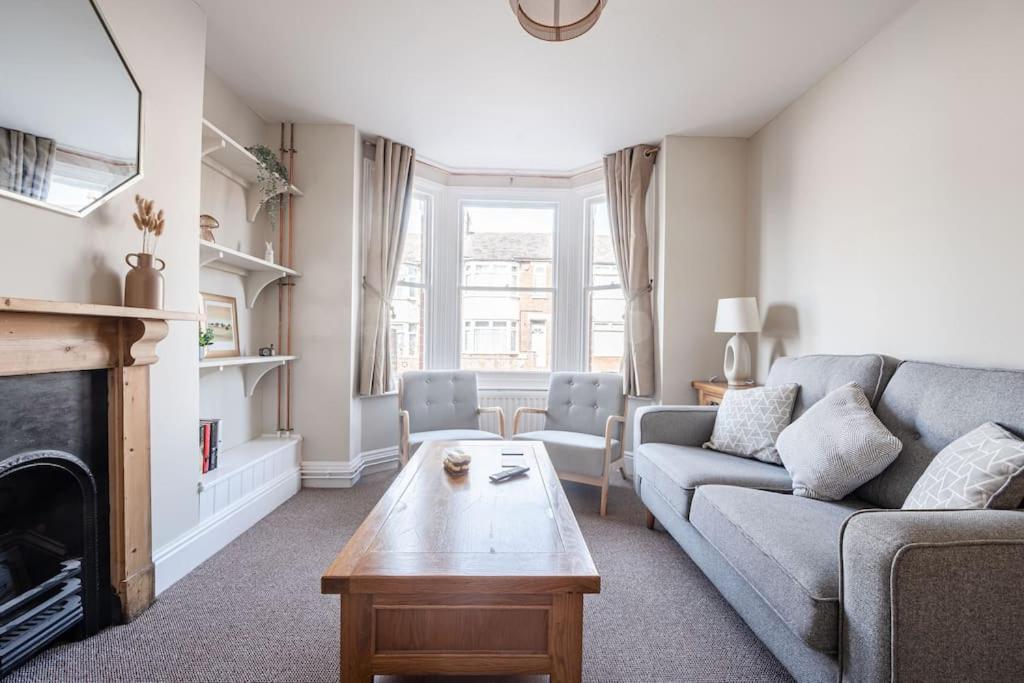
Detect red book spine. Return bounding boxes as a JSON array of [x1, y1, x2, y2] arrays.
[[201, 422, 211, 473]]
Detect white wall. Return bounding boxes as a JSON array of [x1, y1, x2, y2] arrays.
[[0, 0, 207, 550], [656, 136, 749, 404], [748, 0, 1024, 376], [290, 124, 363, 471]]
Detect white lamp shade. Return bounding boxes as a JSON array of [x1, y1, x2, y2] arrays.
[[715, 297, 761, 333]]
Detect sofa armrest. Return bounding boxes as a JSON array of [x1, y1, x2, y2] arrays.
[[633, 405, 718, 448], [840, 509, 1024, 682]]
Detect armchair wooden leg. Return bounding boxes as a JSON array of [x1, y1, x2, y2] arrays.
[[645, 508, 655, 530], [599, 481, 609, 517]]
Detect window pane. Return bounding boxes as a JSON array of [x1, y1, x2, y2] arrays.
[[588, 289, 624, 372], [589, 200, 620, 287], [462, 204, 554, 286], [390, 193, 428, 376], [399, 195, 427, 284], [391, 285, 424, 374], [461, 292, 552, 371]]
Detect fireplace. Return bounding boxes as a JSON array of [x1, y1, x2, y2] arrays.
[[0, 371, 113, 675], [0, 297, 197, 675]]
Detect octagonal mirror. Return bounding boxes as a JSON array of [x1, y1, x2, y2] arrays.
[[0, 0, 142, 217]]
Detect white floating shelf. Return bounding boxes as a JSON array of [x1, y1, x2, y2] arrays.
[[201, 119, 302, 222], [199, 239, 299, 308], [199, 355, 298, 397], [199, 434, 302, 488]]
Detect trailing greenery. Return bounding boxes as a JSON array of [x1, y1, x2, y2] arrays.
[[199, 326, 215, 348], [246, 144, 289, 232]]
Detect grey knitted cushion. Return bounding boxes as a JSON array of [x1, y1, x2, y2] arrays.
[[903, 422, 1024, 510], [777, 383, 902, 501], [703, 384, 799, 464]]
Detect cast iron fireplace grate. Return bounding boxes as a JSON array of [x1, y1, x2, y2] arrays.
[[0, 532, 84, 676]]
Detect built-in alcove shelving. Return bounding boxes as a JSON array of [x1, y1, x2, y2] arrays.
[[196, 116, 301, 535], [200, 355, 299, 397], [199, 239, 300, 308], [201, 119, 303, 222]]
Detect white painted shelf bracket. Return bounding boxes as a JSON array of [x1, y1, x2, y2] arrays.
[[242, 359, 286, 398], [244, 270, 287, 309]]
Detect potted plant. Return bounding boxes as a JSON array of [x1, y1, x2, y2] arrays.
[[199, 326, 215, 360], [246, 144, 289, 233]]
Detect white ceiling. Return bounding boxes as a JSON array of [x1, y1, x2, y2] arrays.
[[198, 0, 914, 172]]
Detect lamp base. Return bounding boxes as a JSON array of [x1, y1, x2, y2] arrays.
[[724, 334, 752, 386]]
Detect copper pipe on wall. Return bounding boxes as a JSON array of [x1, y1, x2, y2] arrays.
[[286, 122, 296, 431], [276, 123, 286, 432]]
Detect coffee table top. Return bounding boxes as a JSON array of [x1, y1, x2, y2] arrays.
[[321, 440, 600, 595]]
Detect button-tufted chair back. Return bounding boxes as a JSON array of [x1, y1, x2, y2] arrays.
[[400, 370, 482, 433], [544, 372, 624, 437]]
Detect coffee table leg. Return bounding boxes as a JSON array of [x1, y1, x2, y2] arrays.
[[341, 594, 373, 683], [550, 593, 584, 683]]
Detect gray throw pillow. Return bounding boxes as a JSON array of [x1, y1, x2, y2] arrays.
[[902, 422, 1024, 510], [703, 384, 799, 464], [776, 382, 902, 501]]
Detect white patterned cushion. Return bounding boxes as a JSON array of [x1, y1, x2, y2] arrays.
[[776, 383, 902, 501], [902, 422, 1024, 510], [703, 384, 799, 464]]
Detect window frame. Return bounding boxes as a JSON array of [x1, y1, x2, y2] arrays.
[[456, 198, 559, 375], [584, 196, 626, 372]]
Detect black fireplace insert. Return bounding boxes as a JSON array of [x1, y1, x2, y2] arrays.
[[0, 371, 114, 676]]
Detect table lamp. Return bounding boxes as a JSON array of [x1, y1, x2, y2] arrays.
[[715, 297, 761, 386]]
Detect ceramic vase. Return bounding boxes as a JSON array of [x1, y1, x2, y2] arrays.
[[124, 252, 165, 309]]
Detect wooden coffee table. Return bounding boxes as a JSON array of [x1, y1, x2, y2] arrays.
[[322, 440, 600, 682]]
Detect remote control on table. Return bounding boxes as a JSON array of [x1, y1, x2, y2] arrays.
[[489, 465, 530, 483]]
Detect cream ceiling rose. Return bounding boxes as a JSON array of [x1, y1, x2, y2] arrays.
[[510, 0, 607, 42]]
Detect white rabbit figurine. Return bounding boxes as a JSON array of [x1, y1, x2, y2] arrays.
[[264, 241, 275, 264]]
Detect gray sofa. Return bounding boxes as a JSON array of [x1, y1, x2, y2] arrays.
[[633, 354, 1024, 682]]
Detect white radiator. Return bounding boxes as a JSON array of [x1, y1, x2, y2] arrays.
[[479, 390, 547, 437]]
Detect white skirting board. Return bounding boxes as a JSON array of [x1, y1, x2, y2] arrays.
[[301, 446, 400, 488], [154, 468, 300, 594], [153, 435, 302, 595]]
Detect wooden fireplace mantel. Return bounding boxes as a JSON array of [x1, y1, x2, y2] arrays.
[[0, 297, 199, 620]]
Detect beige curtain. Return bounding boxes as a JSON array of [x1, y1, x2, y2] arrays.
[[358, 137, 416, 396], [604, 145, 658, 397], [0, 127, 57, 200]]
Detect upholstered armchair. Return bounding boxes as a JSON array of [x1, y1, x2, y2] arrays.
[[398, 371, 505, 465], [512, 372, 626, 515]]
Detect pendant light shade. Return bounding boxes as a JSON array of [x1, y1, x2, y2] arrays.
[[510, 0, 607, 42]]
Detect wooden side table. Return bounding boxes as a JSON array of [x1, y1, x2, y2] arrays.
[[692, 380, 760, 406]]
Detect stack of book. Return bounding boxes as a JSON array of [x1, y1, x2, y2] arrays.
[[199, 418, 222, 473]]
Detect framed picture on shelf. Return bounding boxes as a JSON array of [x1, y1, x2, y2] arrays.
[[200, 292, 240, 358]]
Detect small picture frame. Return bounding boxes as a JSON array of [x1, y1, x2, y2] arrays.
[[200, 292, 240, 358]]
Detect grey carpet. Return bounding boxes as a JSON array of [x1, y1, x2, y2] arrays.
[[7, 472, 792, 682]]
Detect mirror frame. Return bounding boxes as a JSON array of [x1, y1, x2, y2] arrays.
[[0, 0, 143, 218]]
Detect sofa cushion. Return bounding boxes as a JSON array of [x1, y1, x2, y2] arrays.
[[777, 383, 902, 501], [766, 354, 899, 420], [903, 421, 1024, 510], [633, 443, 792, 519], [703, 384, 799, 464], [860, 361, 1024, 508], [513, 430, 618, 479], [409, 429, 501, 454], [690, 485, 871, 653]]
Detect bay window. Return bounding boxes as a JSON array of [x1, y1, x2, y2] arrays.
[[387, 178, 623, 388]]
